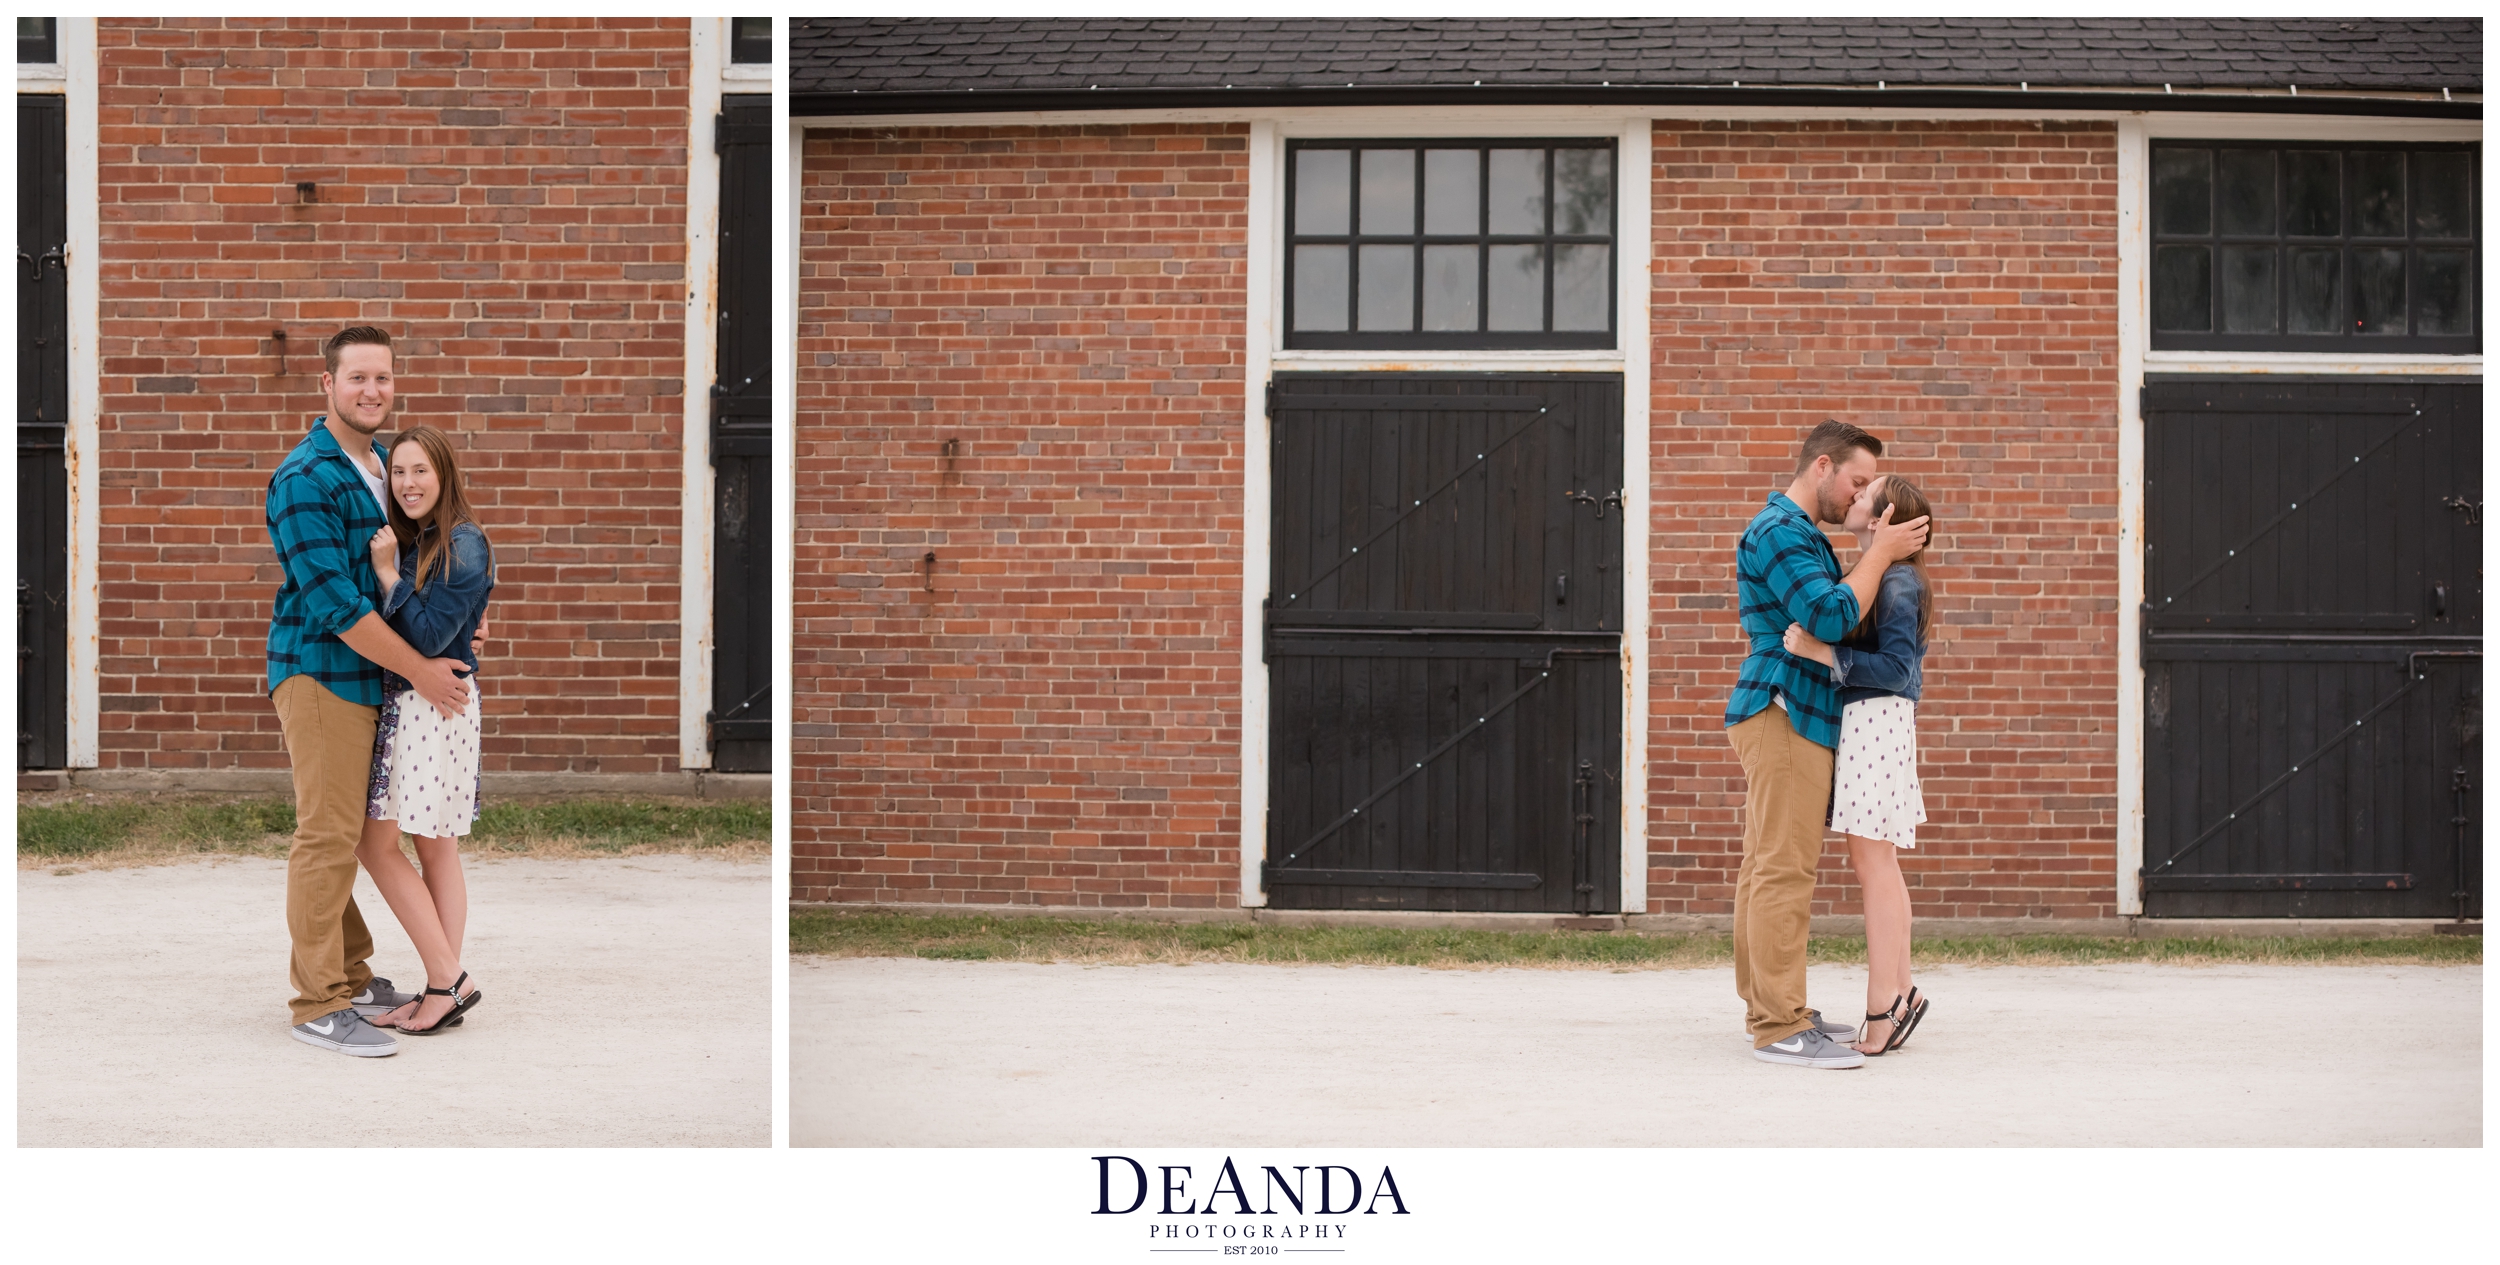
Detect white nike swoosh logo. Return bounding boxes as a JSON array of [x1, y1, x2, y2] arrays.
[[308, 1018, 335, 1035], [1771, 1037, 1804, 1053]]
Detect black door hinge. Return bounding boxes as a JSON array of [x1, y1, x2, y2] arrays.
[[1264, 381, 1275, 417]]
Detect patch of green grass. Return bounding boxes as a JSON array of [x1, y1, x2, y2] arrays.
[[469, 800, 769, 850], [172, 799, 297, 843], [15, 804, 153, 857], [21, 794, 770, 863], [792, 912, 2482, 969]]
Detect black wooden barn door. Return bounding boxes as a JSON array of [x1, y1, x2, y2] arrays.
[[2142, 377, 2481, 918], [1265, 374, 1622, 912], [706, 94, 772, 773], [18, 95, 69, 771]]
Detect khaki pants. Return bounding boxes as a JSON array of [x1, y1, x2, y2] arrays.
[[1727, 706, 1835, 1048], [273, 675, 379, 1024]]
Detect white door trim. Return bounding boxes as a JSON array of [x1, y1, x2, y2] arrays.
[[63, 16, 100, 767], [2113, 117, 2149, 915], [1615, 115, 1652, 914], [1240, 119, 1278, 906], [2113, 111, 2482, 916], [1243, 113, 1650, 912], [677, 19, 726, 771]]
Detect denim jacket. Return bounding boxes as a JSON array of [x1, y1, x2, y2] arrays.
[[1833, 563, 1925, 705], [383, 521, 494, 675]]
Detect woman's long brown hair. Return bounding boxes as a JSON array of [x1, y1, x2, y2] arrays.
[[384, 425, 477, 594], [1850, 475, 1936, 645]]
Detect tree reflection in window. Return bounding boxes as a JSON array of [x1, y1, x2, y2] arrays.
[[1286, 138, 1615, 350]]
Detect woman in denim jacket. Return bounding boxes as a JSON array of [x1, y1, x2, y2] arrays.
[[354, 424, 494, 1036], [1785, 475, 1935, 1056]]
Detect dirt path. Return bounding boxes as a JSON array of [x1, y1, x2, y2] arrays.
[[796, 956, 2479, 1147], [20, 855, 769, 1147]]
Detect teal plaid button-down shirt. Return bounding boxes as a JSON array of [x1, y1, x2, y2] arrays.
[[265, 420, 390, 705], [1724, 492, 1864, 749]]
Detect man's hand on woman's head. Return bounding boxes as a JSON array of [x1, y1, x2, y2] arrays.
[[1868, 503, 1931, 566]]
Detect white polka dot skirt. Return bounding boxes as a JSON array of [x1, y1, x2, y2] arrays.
[[1827, 695, 1927, 849], [370, 680, 484, 839]]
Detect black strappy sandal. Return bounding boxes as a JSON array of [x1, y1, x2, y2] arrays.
[[1856, 995, 1907, 1056], [400, 971, 483, 1036], [1888, 986, 1930, 1051]]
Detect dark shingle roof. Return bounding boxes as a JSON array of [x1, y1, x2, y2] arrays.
[[797, 18, 2480, 101]]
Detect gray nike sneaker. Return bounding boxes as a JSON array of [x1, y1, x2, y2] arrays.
[[349, 977, 420, 1019], [1753, 1026, 1865, 1069], [292, 1008, 399, 1058], [1805, 1009, 1858, 1044]]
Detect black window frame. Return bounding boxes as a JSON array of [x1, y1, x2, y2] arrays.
[[2149, 139, 2480, 354], [1284, 137, 1618, 351], [729, 16, 771, 65], [18, 17, 57, 65]]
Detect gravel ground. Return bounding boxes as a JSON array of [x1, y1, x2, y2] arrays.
[[796, 956, 2479, 1147], [20, 854, 770, 1147]]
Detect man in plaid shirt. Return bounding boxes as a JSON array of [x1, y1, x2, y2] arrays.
[[1725, 420, 1928, 1069], [266, 326, 476, 1058]]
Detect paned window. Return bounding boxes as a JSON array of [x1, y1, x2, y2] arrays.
[[730, 17, 771, 64], [1285, 138, 1616, 350], [2150, 141, 2479, 353], [19, 17, 57, 64]]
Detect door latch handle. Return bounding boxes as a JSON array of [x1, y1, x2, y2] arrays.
[[19, 246, 64, 282], [2442, 495, 2482, 526], [2433, 582, 2450, 621], [1565, 488, 1624, 520], [1555, 572, 1568, 606]]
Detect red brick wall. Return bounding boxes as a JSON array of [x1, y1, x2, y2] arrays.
[[796, 117, 2125, 919], [1644, 120, 2122, 919], [94, 17, 692, 774], [794, 124, 1249, 907]]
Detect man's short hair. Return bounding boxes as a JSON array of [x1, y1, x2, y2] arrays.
[[1794, 419, 1882, 476], [323, 326, 393, 376]]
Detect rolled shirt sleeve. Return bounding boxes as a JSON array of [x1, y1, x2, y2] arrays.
[[1765, 521, 1863, 644]]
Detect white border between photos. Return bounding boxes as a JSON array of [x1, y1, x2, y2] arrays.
[[770, 12, 796, 1153]]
